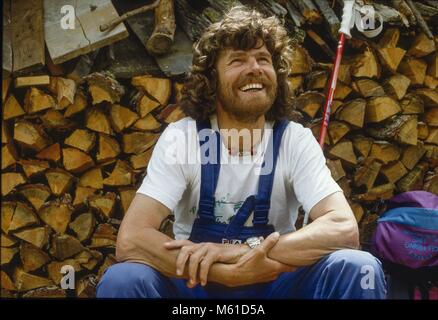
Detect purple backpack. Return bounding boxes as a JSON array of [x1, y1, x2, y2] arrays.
[[372, 191, 438, 272]]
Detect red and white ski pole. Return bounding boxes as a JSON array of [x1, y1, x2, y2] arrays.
[[318, 0, 356, 149]]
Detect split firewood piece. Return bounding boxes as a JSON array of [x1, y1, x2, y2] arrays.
[[353, 183, 395, 202], [424, 173, 438, 195], [2, 120, 11, 144], [1, 172, 26, 196], [401, 142, 427, 170], [36, 143, 61, 162], [2, 143, 18, 170], [376, 47, 406, 73], [398, 57, 428, 85], [18, 184, 51, 211], [1, 233, 17, 247], [424, 144, 438, 167], [397, 162, 429, 192], [174, 82, 184, 103], [103, 160, 134, 186], [351, 48, 380, 79], [427, 52, 437, 78], [424, 108, 438, 126], [7, 202, 39, 233], [424, 75, 438, 90], [335, 99, 366, 128], [369, 142, 402, 165], [123, 132, 160, 154], [79, 167, 103, 189], [62, 148, 95, 173], [38, 197, 74, 234], [20, 242, 50, 272], [89, 223, 117, 248], [328, 140, 357, 166], [159, 104, 186, 124], [309, 120, 329, 146], [88, 192, 117, 219], [288, 76, 304, 96], [146, 0, 176, 56], [293, 0, 322, 23], [328, 121, 350, 145], [86, 107, 113, 135], [354, 158, 383, 190], [85, 72, 124, 105], [48, 77, 76, 109], [45, 169, 75, 196], [3, 95, 25, 120], [76, 275, 97, 298], [378, 28, 400, 48], [366, 97, 401, 123], [305, 70, 328, 91], [292, 91, 325, 119], [73, 186, 97, 209], [13, 121, 50, 151], [352, 79, 385, 98], [290, 46, 314, 75], [97, 254, 117, 281], [14, 268, 54, 292], [1, 270, 16, 292], [96, 133, 121, 164], [64, 90, 87, 118], [65, 129, 96, 153], [381, 161, 408, 184], [414, 88, 438, 108], [12, 226, 50, 249], [2, 78, 10, 103], [135, 93, 161, 118], [47, 260, 82, 285], [426, 128, 438, 145], [1, 202, 15, 234], [40, 109, 75, 131], [350, 202, 364, 223], [326, 159, 345, 182], [407, 32, 436, 57], [333, 82, 352, 100], [418, 122, 429, 140], [109, 104, 139, 132], [19, 159, 50, 179], [50, 234, 85, 261], [119, 188, 137, 215], [14, 75, 50, 88], [133, 114, 161, 131], [23, 87, 56, 114], [130, 147, 154, 170], [400, 93, 424, 114], [21, 286, 66, 298], [366, 115, 418, 146], [1, 247, 18, 266], [383, 74, 411, 100], [131, 76, 171, 106], [352, 135, 374, 159], [75, 250, 102, 271], [69, 212, 95, 243]]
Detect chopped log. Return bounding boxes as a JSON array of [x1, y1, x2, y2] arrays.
[[352, 135, 374, 159], [400, 93, 424, 114], [418, 122, 430, 140], [18, 184, 51, 211], [21, 286, 66, 298], [2, 79, 11, 104], [12, 226, 50, 249], [23, 87, 56, 114], [130, 147, 154, 169], [123, 132, 160, 154], [62, 148, 95, 173], [1, 247, 18, 266], [86, 107, 113, 135], [407, 32, 436, 57], [366, 115, 418, 146], [2, 121, 11, 144], [47, 260, 82, 285], [292, 0, 322, 24], [424, 108, 438, 126], [326, 159, 345, 182], [85, 72, 125, 105], [88, 192, 117, 219], [14, 268, 54, 292], [427, 52, 437, 78], [40, 110, 75, 131], [36, 143, 61, 162], [135, 93, 162, 118], [369, 142, 402, 164], [133, 114, 162, 131], [2, 143, 18, 170], [97, 254, 117, 281], [351, 49, 380, 79], [14, 120, 50, 151], [3, 95, 25, 120], [64, 91, 88, 118], [426, 128, 438, 145], [65, 129, 96, 153], [391, 0, 416, 26], [376, 47, 406, 73], [381, 161, 408, 184], [290, 46, 313, 75], [405, 0, 433, 39], [328, 140, 357, 166], [306, 30, 334, 58], [89, 223, 117, 248], [414, 88, 438, 108], [73, 186, 97, 209], [119, 188, 137, 214], [397, 162, 429, 192], [48, 77, 76, 109], [109, 104, 139, 132], [424, 173, 438, 195], [398, 57, 428, 85], [146, 0, 176, 56], [38, 197, 74, 234], [76, 275, 97, 298], [96, 133, 121, 164], [383, 74, 411, 100], [378, 28, 400, 48], [335, 99, 366, 128], [401, 142, 427, 170], [288, 76, 304, 96], [305, 70, 328, 91], [333, 82, 352, 100], [292, 91, 325, 119], [354, 158, 383, 191], [15, 75, 50, 88], [2, 233, 17, 247], [1, 202, 15, 234], [131, 76, 171, 106], [75, 249, 102, 271], [352, 79, 385, 98], [424, 75, 438, 90], [20, 242, 50, 272], [69, 213, 95, 243], [424, 144, 438, 166], [79, 167, 104, 189], [20, 159, 50, 179], [159, 104, 186, 124], [45, 169, 75, 196], [1, 270, 16, 292], [309, 120, 330, 146], [328, 121, 350, 145], [366, 97, 401, 123], [103, 160, 134, 186], [7, 202, 39, 233], [49, 234, 85, 261], [67, 50, 100, 83], [2, 172, 26, 196], [353, 183, 395, 202]]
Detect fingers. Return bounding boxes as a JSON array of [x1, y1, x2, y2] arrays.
[[175, 245, 194, 276], [199, 254, 215, 286], [187, 245, 208, 287], [257, 232, 280, 253], [164, 239, 193, 250]]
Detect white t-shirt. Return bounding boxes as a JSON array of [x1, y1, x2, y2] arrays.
[[137, 115, 343, 240]]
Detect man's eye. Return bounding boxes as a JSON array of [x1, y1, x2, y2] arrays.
[[258, 57, 271, 63], [230, 59, 242, 64]]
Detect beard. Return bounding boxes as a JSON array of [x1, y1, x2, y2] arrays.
[[216, 76, 277, 123]]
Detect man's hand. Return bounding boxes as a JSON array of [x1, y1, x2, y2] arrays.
[[164, 239, 249, 287]]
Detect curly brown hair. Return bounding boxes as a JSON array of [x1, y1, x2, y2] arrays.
[[180, 6, 298, 122]]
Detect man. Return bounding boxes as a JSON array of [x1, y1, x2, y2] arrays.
[[97, 6, 386, 299]]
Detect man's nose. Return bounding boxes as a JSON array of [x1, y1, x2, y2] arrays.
[[246, 57, 262, 75]]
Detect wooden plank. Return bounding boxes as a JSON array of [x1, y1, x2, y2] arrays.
[[11, 0, 45, 73], [15, 75, 50, 88], [44, 0, 128, 64], [3, 0, 13, 77]]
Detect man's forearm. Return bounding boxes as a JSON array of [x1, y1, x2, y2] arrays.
[[268, 211, 359, 266]]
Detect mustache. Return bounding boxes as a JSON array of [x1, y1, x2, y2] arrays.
[[237, 76, 270, 87]]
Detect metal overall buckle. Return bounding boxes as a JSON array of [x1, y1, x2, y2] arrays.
[[222, 238, 242, 245]]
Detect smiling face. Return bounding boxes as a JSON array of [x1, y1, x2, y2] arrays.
[[215, 41, 278, 123]]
